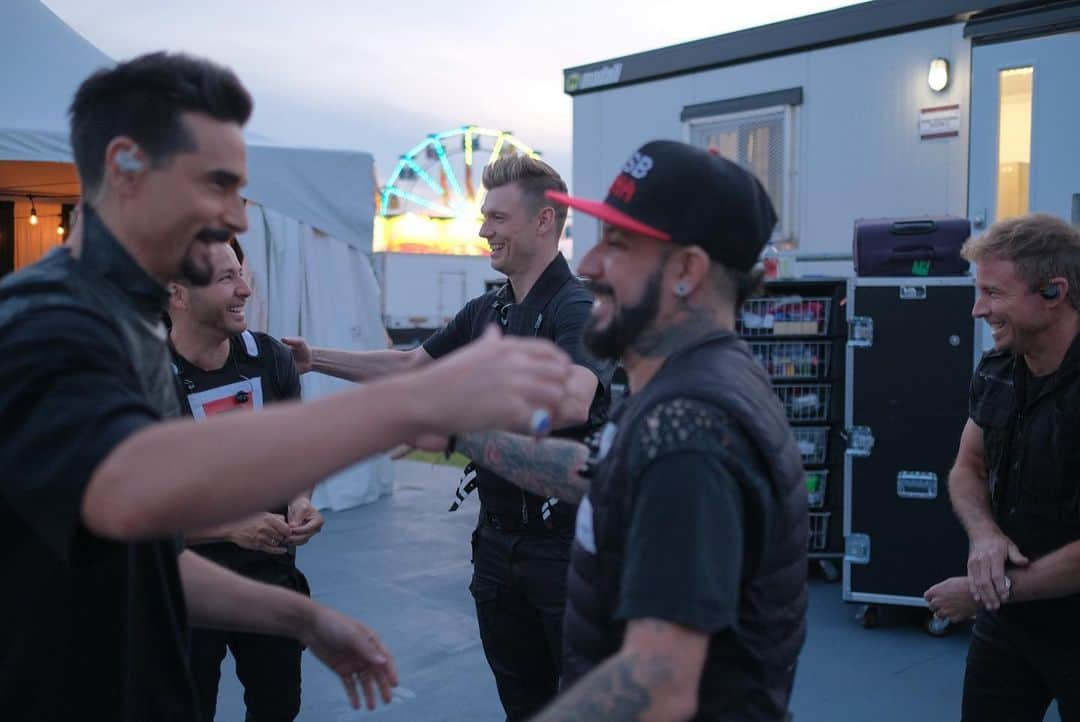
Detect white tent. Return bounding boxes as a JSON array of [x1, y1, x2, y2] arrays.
[[1, 0, 392, 510]]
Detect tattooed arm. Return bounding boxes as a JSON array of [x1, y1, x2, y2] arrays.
[[532, 618, 708, 722], [454, 432, 591, 504]]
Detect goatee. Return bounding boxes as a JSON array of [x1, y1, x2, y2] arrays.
[[582, 268, 663, 360]]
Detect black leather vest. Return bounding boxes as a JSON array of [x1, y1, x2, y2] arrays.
[[970, 339, 1080, 556], [563, 331, 808, 722], [0, 207, 179, 420], [969, 339, 1080, 630]]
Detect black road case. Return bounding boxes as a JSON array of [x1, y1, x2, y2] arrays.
[[842, 276, 983, 632]]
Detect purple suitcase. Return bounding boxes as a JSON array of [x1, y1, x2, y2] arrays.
[[853, 216, 971, 277]]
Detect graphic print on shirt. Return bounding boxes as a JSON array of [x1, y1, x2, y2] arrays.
[[184, 377, 264, 419]]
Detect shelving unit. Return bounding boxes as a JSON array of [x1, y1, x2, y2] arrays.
[[739, 279, 848, 580]]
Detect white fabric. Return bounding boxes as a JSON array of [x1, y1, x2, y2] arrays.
[[0, 1, 112, 142], [245, 144, 375, 252], [1, 1, 376, 252], [241, 204, 392, 510], [1, 1, 391, 510]]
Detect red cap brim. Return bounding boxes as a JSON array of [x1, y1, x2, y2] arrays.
[[545, 190, 671, 242]]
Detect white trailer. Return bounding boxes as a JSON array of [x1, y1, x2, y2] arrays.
[[373, 252, 504, 345], [562, 1, 1080, 275]]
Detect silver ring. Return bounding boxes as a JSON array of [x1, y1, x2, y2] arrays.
[[529, 409, 551, 436]]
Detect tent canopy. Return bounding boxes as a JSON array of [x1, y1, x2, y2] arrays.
[[0, 0, 374, 252], [2, 0, 390, 510]]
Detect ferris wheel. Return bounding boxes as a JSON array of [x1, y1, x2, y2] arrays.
[[379, 126, 539, 219]]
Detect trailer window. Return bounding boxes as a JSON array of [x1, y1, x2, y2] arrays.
[[687, 105, 795, 246]]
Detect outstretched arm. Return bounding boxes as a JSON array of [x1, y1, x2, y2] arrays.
[[455, 431, 592, 504], [83, 328, 571, 540], [282, 337, 431, 382]]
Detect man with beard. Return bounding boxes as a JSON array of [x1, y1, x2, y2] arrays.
[[169, 240, 323, 722], [284, 154, 611, 721], [444, 140, 809, 721], [923, 214, 1080, 721], [0, 52, 572, 721]]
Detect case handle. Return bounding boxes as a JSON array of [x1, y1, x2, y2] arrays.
[[890, 219, 937, 235]]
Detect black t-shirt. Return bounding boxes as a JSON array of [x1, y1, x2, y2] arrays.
[[422, 253, 611, 519], [1024, 367, 1053, 407], [614, 399, 766, 635], [423, 263, 606, 390], [0, 308, 195, 721], [617, 451, 747, 632], [172, 333, 307, 588]]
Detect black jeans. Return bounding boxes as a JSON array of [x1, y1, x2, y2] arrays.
[[189, 627, 302, 722], [962, 610, 1080, 722], [470, 524, 572, 722]]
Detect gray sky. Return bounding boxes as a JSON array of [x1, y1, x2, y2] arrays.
[[43, 0, 860, 185]]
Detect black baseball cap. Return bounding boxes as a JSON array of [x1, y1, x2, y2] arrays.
[[546, 140, 777, 272]]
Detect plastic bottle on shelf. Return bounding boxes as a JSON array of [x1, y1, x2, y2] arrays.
[[762, 240, 780, 280]]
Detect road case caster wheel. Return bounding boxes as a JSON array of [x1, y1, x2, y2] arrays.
[[925, 614, 951, 637], [857, 604, 879, 629], [818, 559, 840, 582]]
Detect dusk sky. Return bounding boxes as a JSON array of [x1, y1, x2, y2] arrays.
[[43, 0, 861, 185]]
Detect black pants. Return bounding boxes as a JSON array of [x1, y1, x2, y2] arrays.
[[189, 627, 303, 722], [470, 524, 572, 722], [962, 610, 1080, 722]]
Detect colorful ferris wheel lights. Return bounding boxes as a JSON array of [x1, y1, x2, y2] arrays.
[[403, 156, 442, 197], [380, 126, 541, 222], [489, 133, 507, 165], [384, 186, 454, 216], [428, 135, 465, 203]]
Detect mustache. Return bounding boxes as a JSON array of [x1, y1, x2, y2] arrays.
[[195, 228, 233, 243], [585, 281, 614, 297]]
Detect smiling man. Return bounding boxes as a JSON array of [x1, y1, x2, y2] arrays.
[[168, 240, 325, 722], [284, 155, 612, 720], [925, 214, 1080, 722], [449, 140, 809, 721], [0, 52, 574, 721]]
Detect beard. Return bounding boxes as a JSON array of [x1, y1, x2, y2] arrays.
[[582, 267, 664, 361]]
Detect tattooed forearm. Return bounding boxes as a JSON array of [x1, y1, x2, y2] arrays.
[[455, 432, 591, 504], [531, 651, 675, 722]]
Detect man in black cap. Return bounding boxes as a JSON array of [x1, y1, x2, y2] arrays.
[[446, 140, 809, 721]]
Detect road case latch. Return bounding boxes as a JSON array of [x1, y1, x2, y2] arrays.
[[845, 426, 875, 457], [845, 533, 871, 565], [897, 471, 938, 499], [848, 316, 873, 347]]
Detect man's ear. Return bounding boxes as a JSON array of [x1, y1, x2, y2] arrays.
[[103, 137, 146, 198], [168, 282, 187, 310], [668, 246, 711, 298], [536, 205, 557, 237]]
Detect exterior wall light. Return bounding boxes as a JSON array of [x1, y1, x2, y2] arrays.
[[928, 58, 949, 92]]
